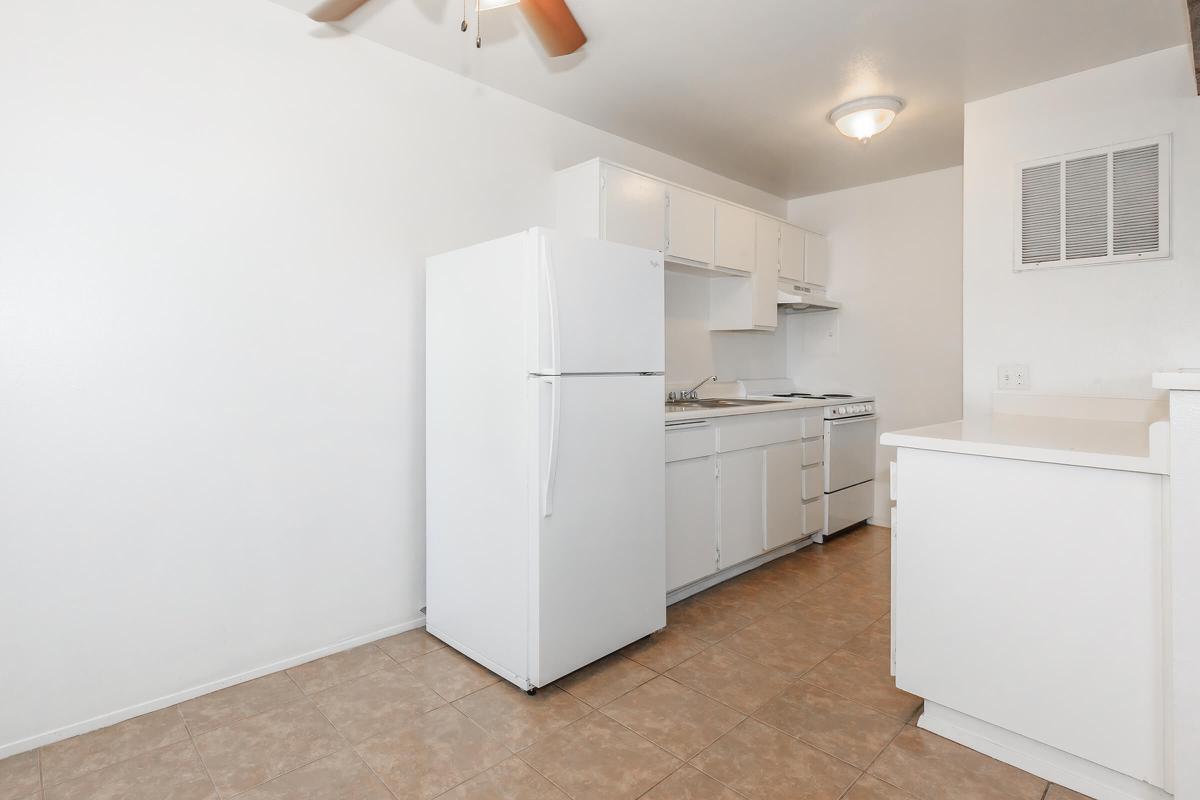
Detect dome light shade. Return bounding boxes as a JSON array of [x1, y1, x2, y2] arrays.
[[479, 0, 519, 8], [827, 96, 905, 142]]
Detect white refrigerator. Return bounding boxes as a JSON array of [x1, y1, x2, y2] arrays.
[[425, 227, 665, 692]]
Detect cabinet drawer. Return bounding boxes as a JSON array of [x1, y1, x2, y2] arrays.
[[801, 438, 823, 466], [802, 464, 824, 501], [717, 411, 818, 452], [803, 496, 825, 535], [666, 422, 716, 462]]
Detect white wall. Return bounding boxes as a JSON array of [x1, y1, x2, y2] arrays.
[[963, 46, 1200, 417], [665, 274, 787, 389], [0, 0, 785, 756], [787, 167, 965, 523]]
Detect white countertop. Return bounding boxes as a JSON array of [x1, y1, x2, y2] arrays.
[[1153, 369, 1200, 391], [880, 413, 1169, 475], [664, 397, 829, 422]]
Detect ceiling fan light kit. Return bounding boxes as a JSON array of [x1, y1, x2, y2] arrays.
[[307, 0, 585, 57], [827, 96, 905, 142]]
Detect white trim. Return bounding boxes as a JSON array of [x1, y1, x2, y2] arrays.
[[0, 615, 426, 760], [1014, 134, 1171, 272], [918, 702, 1172, 800], [666, 537, 814, 604]]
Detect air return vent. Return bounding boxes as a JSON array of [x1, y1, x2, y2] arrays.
[[1015, 135, 1169, 270]]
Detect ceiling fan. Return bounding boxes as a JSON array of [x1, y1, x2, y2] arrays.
[[307, 0, 587, 56]]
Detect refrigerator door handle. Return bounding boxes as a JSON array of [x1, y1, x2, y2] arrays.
[[542, 235, 561, 375], [542, 377, 561, 517]]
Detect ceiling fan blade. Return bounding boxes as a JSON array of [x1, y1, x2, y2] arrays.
[[518, 0, 587, 57], [307, 0, 371, 22]]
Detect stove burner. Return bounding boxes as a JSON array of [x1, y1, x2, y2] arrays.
[[772, 392, 815, 397], [822, 393, 854, 398]]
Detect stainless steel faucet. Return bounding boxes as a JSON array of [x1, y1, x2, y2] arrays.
[[668, 375, 717, 402]]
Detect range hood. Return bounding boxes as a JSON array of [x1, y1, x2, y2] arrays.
[[777, 282, 840, 313]]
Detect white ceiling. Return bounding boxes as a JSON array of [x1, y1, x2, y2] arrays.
[[272, 0, 1190, 198]]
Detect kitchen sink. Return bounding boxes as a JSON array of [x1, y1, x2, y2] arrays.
[[665, 398, 786, 412]]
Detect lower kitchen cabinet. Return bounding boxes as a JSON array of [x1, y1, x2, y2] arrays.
[[717, 447, 766, 568], [666, 455, 718, 591], [764, 440, 805, 549], [666, 408, 825, 593]]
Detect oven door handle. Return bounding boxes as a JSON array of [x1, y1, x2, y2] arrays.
[[829, 415, 877, 426]]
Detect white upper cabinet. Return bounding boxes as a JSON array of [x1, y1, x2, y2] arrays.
[[601, 164, 667, 253], [714, 202, 755, 274], [750, 215, 780, 328], [804, 232, 829, 287], [666, 187, 716, 266], [779, 223, 807, 283], [556, 159, 831, 315]]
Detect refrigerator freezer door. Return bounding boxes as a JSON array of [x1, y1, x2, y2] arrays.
[[529, 373, 666, 685], [530, 229, 665, 376]]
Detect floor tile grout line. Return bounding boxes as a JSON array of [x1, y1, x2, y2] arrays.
[[302, 696, 402, 800], [632, 760, 753, 800], [510, 748, 581, 799], [191, 684, 352, 799], [792, 673, 917, 724], [746, 703, 898, 775], [182, 707, 224, 800], [37, 707, 193, 791]]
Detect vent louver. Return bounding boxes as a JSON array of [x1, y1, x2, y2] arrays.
[[1064, 154, 1108, 260], [1112, 143, 1160, 255], [1016, 135, 1169, 270], [1020, 163, 1061, 265]]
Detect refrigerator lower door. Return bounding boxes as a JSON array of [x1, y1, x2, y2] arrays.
[[529, 373, 666, 685], [529, 228, 665, 376]]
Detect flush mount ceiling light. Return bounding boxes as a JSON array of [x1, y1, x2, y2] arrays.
[[827, 96, 905, 142]]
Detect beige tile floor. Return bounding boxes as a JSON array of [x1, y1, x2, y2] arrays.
[[0, 525, 1095, 800]]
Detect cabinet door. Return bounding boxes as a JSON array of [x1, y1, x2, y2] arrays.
[[666, 456, 719, 591], [801, 463, 825, 501], [601, 165, 666, 252], [764, 440, 806, 549], [714, 202, 755, 274], [752, 215, 780, 329], [780, 223, 807, 283], [804, 232, 829, 287], [718, 448, 765, 568], [667, 187, 716, 265]]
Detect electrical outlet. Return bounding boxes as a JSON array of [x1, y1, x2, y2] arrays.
[[998, 363, 1030, 390], [1012, 364, 1029, 388]]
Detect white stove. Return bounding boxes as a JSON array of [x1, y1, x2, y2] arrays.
[[737, 379, 877, 541]]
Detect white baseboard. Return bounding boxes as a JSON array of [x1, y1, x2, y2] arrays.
[[0, 615, 426, 760], [918, 702, 1171, 800], [666, 537, 814, 605]]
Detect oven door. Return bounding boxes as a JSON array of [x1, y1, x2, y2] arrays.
[[825, 415, 877, 492]]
